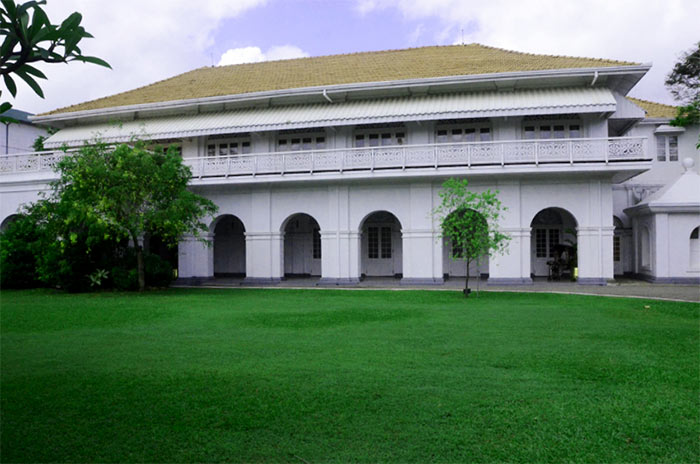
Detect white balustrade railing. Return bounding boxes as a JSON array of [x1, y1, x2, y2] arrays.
[[0, 149, 78, 175], [184, 136, 648, 179], [0, 137, 648, 179]]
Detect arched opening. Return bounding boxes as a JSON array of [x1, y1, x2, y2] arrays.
[[360, 211, 402, 278], [282, 213, 321, 277], [442, 209, 490, 279], [613, 216, 624, 277], [213, 215, 246, 277], [690, 227, 700, 270], [0, 214, 19, 232], [640, 225, 651, 270], [530, 207, 578, 280]]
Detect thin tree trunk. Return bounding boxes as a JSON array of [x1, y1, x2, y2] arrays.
[[464, 258, 470, 297], [136, 246, 145, 291], [131, 233, 146, 292]]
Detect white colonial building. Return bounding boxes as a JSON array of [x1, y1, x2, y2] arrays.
[[1, 45, 698, 285]]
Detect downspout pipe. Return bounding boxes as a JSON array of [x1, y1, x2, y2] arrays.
[[322, 89, 333, 103], [590, 71, 599, 86]]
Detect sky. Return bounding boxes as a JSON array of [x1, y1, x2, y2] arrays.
[[7, 0, 699, 115]]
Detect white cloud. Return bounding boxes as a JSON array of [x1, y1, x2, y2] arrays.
[[9, 0, 268, 114], [356, 0, 699, 104], [218, 45, 310, 66]]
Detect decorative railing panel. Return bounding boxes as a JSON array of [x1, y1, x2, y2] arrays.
[[0, 137, 648, 180]]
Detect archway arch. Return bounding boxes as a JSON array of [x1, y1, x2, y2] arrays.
[[281, 213, 322, 277], [530, 207, 578, 279], [0, 214, 19, 232], [441, 209, 490, 280], [212, 215, 246, 277], [359, 210, 403, 278], [690, 227, 700, 270]]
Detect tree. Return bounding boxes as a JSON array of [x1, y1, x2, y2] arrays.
[[49, 140, 218, 291], [666, 42, 699, 147], [433, 178, 510, 297], [1, 0, 110, 121]]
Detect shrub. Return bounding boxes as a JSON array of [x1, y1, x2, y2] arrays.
[[111, 266, 139, 291], [144, 253, 174, 288], [0, 215, 43, 289]]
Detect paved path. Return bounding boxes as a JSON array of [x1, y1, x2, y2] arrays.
[[173, 277, 700, 302]]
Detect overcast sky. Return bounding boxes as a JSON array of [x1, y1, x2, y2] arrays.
[[7, 0, 699, 115]]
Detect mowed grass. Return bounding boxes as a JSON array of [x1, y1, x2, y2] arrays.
[[1, 288, 698, 463]]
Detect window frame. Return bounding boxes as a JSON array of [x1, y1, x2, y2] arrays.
[[354, 127, 406, 148], [655, 134, 679, 162], [521, 120, 582, 140], [435, 122, 492, 144], [277, 131, 326, 152], [206, 136, 252, 157]]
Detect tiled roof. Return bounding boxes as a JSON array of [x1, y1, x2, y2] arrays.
[[628, 97, 678, 118], [43, 44, 638, 116]]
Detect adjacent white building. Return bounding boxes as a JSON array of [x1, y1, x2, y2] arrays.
[[1, 108, 48, 155], [1, 44, 698, 285]]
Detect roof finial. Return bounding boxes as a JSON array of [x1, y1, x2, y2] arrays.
[[682, 157, 695, 172], [461, 28, 464, 46]]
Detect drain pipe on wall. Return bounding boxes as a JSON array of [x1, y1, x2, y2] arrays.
[[322, 89, 333, 103], [590, 71, 599, 86]]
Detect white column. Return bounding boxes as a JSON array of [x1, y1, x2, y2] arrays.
[[401, 229, 444, 284], [244, 232, 283, 283], [654, 213, 670, 279], [178, 233, 213, 279], [577, 226, 614, 284], [488, 227, 532, 284], [400, 183, 443, 284], [319, 230, 361, 284], [487, 180, 532, 285]]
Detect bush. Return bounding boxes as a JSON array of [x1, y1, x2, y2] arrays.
[[144, 253, 174, 288], [111, 266, 139, 291], [0, 215, 42, 289]]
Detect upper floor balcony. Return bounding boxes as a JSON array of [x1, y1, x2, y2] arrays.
[[0, 136, 650, 186]]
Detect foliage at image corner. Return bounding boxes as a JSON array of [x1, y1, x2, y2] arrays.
[[0, 0, 110, 121], [666, 41, 699, 148]]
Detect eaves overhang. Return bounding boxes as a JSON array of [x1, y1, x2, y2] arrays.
[[43, 87, 618, 148], [624, 203, 700, 216], [31, 64, 651, 127]]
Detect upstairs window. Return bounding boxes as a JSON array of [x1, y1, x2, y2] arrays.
[[435, 121, 491, 143], [206, 137, 251, 156], [278, 133, 326, 152], [354, 128, 405, 148], [656, 135, 678, 162], [522, 123, 581, 140]]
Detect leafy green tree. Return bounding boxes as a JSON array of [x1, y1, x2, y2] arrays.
[[666, 42, 699, 147], [1, 0, 110, 121], [433, 178, 510, 297], [50, 141, 218, 291]]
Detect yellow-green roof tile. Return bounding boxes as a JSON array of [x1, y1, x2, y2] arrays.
[[44, 44, 639, 116], [628, 97, 678, 119]]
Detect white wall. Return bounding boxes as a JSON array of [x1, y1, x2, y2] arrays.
[[1, 122, 47, 155], [176, 176, 616, 285]]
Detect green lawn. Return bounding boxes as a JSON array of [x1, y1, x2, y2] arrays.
[[1, 288, 698, 463]]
